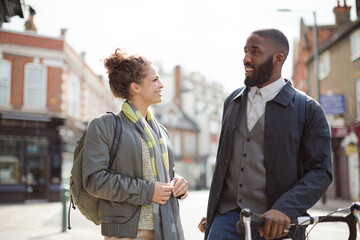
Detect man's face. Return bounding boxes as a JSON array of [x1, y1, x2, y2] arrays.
[[243, 34, 275, 88]]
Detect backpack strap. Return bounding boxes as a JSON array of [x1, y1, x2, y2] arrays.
[[106, 112, 122, 169], [294, 90, 306, 179], [295, 90, 306, 136]]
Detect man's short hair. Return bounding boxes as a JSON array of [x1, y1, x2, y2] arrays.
[[252, 28, 289, 61]]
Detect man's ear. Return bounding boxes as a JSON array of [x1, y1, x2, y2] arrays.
[[273, 53, 285, 65]]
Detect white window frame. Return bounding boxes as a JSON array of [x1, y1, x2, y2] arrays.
[[23, 63, 47, 110], [319, 51, 331, 80], [356, 79, 360, 119], [68, 74, 81, 118], [0, 59, 12, 107], [350, 29, 360, 61]]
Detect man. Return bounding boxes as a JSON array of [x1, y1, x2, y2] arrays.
[[204, 29, 332, 240]]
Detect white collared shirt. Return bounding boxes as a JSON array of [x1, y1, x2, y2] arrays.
[[247, 78, 286, 131]]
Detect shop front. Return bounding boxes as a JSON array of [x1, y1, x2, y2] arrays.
[[0, 112, 63, 202]]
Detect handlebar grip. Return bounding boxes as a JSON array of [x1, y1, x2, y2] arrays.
[[250, 219, 265, 228]]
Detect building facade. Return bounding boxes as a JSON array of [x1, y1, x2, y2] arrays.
[[294, 0, 360, 199], [0, 28, 117, 202]]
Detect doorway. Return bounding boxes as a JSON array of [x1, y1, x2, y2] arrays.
[[24, 155, 48, 200]]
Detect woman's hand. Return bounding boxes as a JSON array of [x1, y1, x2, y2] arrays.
[[152, 182, 173, 205], [170, 177, 189, 199]]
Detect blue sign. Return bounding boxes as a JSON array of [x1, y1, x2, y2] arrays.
[[320, 94, 345, 115]]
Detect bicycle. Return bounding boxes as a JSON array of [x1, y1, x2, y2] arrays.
[[236, 202, 360, 240]]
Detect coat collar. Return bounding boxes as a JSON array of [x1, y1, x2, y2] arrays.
[[272, 80, 295, 107], [230, 79, 295, 107]]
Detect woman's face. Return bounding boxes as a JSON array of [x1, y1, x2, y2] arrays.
[[136, 65, 164, 106]]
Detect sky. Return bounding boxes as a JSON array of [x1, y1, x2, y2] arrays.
[[1, 0, 358, 92]]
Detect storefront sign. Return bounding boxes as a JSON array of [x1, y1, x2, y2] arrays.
[[332, 126, 349, 138], [320, 94, 345, 115], [0, 119, 47, 128]]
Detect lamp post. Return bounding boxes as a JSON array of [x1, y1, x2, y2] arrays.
[[278, 9, 325, 204], [277, 9, 320, 102]]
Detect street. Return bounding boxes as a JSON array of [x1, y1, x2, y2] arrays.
[[0, 190, 355, 240]]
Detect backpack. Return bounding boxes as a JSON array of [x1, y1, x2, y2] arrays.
[[68, 112, 122, 229]]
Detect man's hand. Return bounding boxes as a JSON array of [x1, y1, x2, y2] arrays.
[[170, 177, 189, 199], [198, 217, 206, 233], [152, 182, 173, 204], [258, 209, 290, 240]]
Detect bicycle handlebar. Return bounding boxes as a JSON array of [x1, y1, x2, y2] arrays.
[[236, 202, 360, 240]]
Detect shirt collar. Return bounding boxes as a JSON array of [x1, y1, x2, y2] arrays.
[[233, 77, 286, 101], [249, 77, 286, 100]]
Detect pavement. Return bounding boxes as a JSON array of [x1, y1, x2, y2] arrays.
[[0, 190, 356, 240]]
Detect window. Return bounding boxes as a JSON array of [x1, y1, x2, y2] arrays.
[[0, 59, 11, 106], [0, 156, 19, 184], [172, 132, 181, 157], [319, 51, 331, 80], [24, 63, 47, 109], [209, 120, 219, 134], [184, 133, 196, 155], [350, 30, 360, 61], [68, 74, 80, 118], [356, 79, 360, 119]]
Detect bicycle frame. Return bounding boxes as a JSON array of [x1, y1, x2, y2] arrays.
[[236, 202, 360, 240]]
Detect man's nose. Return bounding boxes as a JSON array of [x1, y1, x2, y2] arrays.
[[243, 53, 251, 64]]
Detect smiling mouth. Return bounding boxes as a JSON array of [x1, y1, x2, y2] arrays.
[[245, 66, 254, 76]]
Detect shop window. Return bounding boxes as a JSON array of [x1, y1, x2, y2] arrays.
[[319, 51, 331, 80], [68, 74, 80, 118], [0, 156, 20, 184], [350, 30, 360, 61], [0, 135, 49, 186], [0, 59, 11, 106], [24, 63, 47, 109]]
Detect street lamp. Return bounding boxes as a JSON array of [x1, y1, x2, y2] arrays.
[[277, 9, 320, 102]]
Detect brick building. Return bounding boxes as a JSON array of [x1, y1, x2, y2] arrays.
[[0, 28, 117, 202], [293, 0, 360, 199]]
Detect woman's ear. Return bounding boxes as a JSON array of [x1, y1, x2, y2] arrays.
[[273, 53, 285, 65], [130, 82, 140, 94]]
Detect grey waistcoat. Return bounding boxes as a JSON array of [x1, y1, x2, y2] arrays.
[[217, 101, 268, 215]]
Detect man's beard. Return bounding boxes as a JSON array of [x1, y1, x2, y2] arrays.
[[244, 55, 274, 87]]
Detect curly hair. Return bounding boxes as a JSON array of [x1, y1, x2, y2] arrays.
[[103, 48, 152, 99]]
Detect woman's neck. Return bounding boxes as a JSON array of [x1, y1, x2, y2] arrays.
[[129, 98, 149, 119]]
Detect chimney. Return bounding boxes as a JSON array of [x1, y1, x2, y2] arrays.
[[174, 65, 182, 109], [333, 0, 351, 26], [24, 6, 37, 31], [60, 28, 67, 38], [357, 0, 360, 17]]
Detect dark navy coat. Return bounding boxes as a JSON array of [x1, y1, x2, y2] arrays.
[[204, 82, 332, 239]]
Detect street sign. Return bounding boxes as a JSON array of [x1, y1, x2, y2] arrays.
[[320, 94, 345, 115]]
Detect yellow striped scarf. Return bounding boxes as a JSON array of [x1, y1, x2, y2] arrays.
[[122, 101, 169, 176]]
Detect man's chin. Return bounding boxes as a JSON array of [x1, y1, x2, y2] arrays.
[[244, 77, 256, 87]]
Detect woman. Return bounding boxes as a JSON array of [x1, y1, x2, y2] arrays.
[[82, 48, 188, 240]]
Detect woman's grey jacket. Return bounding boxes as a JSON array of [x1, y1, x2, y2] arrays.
[[82, 112, 175, 238]]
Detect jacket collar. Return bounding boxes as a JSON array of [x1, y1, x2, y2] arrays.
[[272, 80, 295, 107], [231, 79, 295, 107]]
